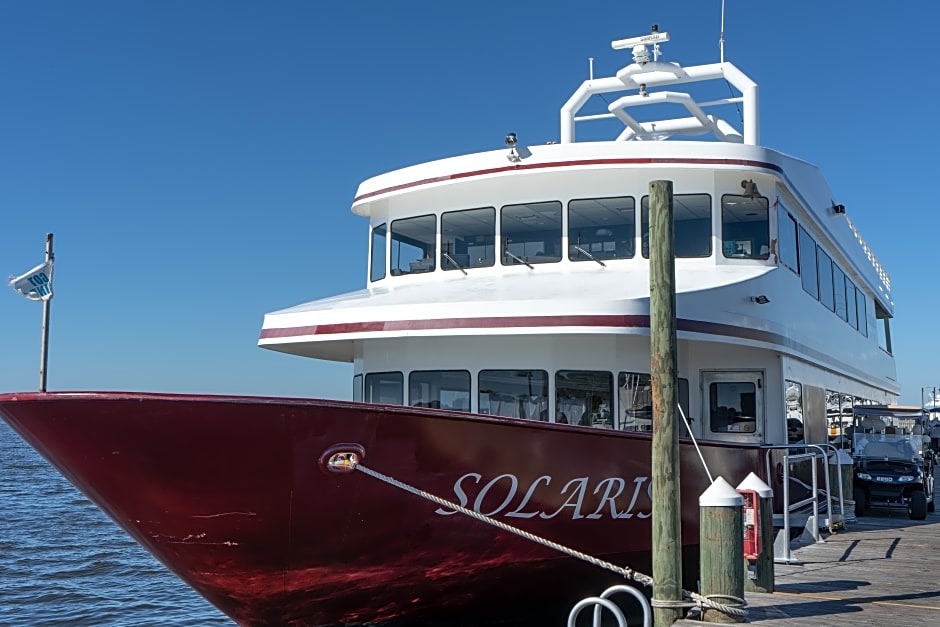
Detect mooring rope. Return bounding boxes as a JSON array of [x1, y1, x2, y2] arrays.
[[353, 462, 747, 621], [677, 403, 714, 484]]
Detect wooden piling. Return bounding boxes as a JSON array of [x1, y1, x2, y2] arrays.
[[649, 179, 682, 627], [700, 477, 745, 623]]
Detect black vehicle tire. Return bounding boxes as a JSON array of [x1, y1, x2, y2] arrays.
[[854, 486, 867, 517], [909, 490, 928, 520]]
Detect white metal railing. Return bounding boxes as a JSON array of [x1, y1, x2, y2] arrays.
[[762, 443, 849, 563], [559, 32, 758, 145]]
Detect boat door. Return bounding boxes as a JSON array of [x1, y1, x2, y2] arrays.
[[701, 370, 764, 443]]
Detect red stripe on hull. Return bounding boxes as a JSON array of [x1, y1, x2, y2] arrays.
[[353, 157, 784, 202], [0, 392, 762, 626]]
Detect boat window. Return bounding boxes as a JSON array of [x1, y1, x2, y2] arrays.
[[391, 214, 436, 276], [816, 247, 834, 311], [826, 390, 853, 444], [568, 196, 636, 261], [798, 226, 818, 299], [500, 201, 562, 265], [556, 370, 614, 429], [370, 223, 387, 282], [409, 370, 471, 411], [618, 373, 690, 434], [846, 277, 858, 330], [352, 374, 363, 402], [708, 381, 757, 434], [364, 372, 403, 405], [678, 378, 690, 429], [875, 301, 892, 353], [618, 373, 652, 431], [720, 194, 770, 259], [856, 289, 868, 337], [478, 369, 548, 420], [641, 194, 712, 258], [777, 204, 799, 274], [832, 265, 848, 321], [786, 381, 804, 443], [441, 207, 495, 271]]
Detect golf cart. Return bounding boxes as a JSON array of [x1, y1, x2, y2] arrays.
[[852, 405, 935, 520]]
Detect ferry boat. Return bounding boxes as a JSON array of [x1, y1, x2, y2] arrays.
[[0, 28, 900, 626]]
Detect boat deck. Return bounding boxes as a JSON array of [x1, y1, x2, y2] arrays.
[[675, 510, 940, 626]]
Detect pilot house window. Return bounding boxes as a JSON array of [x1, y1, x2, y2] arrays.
[[370, 223, 387, 282], [777, 205, 799, 273], [641, 193, 712, 258], [441, 207, 496, 271], [391, 214, 436, 275], [501, 201, 562, 265], [721, 194, 769, 259], [568, 196, 636, 261]]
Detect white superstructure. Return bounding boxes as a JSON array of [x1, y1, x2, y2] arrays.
[[260, 29, 899, 447]]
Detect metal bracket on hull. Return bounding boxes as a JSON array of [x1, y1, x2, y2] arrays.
[[318, 443, 366, 474]]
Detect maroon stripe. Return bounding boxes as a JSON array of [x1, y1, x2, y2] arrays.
[[259, 314, 887, 389], [260, 314, 780, 344], [353, 158, 783, 202], [259, 315, 650, 339], [259, 315, 779, 340]]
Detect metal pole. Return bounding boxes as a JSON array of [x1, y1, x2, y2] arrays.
[[39, 233, 54, 392], [649, 180, 682, 626]]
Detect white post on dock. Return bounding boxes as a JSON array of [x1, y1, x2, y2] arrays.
[[699, 477, 745, 623]]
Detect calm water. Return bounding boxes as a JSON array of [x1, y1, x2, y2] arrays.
[[0, 420, 232, 626]]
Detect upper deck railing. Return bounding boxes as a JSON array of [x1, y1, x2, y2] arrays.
[[560, 28, 758, 145]]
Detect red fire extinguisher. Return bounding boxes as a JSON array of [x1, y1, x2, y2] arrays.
[[739, 489, 761, 560]]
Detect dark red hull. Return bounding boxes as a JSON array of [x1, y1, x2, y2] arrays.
[[0, 392, 763, 625]]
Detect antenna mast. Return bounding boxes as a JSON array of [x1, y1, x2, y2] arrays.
[[719, 0, 726, 63]]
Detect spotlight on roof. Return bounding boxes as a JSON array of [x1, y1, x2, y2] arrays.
[[505, 133, 520, 163], [831, 203, 846, 215], [750, 295, 771, 305]]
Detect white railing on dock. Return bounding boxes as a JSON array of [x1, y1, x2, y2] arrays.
[[762, 443, 850, 563]]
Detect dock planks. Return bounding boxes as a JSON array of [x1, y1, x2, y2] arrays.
[[675, 510, 940, 626]]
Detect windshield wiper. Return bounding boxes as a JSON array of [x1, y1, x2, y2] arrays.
[[442, 252, 468, 275], [504, 248, 534, 269], [574, 245, 607, 267]]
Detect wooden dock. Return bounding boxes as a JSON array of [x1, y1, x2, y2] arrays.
[[675, 509, 940, 626]]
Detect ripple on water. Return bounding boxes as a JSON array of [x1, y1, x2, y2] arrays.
[[1, 422, 232, 626]]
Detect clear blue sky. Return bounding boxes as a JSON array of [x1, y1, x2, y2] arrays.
[[2, 1, 938, 404]]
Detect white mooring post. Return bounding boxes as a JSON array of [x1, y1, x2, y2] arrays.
[[699, 477, 745, 623]]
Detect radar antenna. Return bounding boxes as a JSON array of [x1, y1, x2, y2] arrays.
[[611, 24, 669, 65]]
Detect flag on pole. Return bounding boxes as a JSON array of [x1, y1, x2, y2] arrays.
[[9, 260, 54, 301]]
